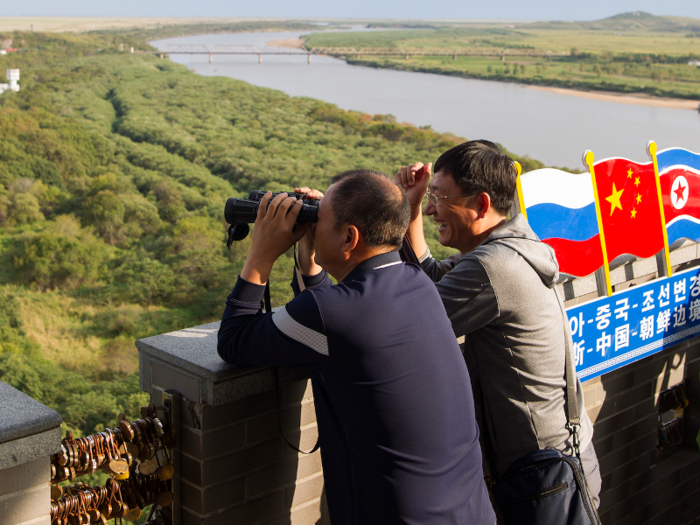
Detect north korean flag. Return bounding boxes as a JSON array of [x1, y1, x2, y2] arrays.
[[592, 157, 665, 261], [657, 147, 700, 246]]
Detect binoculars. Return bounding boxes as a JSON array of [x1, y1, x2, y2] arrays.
[[225, 190, 319, 244]]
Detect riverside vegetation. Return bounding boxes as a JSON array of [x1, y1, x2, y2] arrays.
[[0, 25, 548, 450], [303, 12, 700, 100]]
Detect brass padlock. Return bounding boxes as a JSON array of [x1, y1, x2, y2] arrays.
[[50, 485, 62, 500], [156, 463, 175, 481], [125, 507, 142, 521], [115, 469, 130, 480], [108, 459, 129, 476], [119, 420, 135, 441], [155, 491, 173, 507], [139, 458, 158, 476]]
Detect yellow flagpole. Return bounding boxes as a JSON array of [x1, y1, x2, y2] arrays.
[[584, 150, 613, 296], [514, 161, 527, 220], [647, 141, 673, 277]]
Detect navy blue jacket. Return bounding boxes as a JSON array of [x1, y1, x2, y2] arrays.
[[218, 251, 495, 525]]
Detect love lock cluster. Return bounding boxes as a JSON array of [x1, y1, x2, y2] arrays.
[[50, 403, 175, 524]]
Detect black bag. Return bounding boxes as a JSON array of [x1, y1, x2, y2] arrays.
[[492, 448, 599, 525], [491, 290, 601, 525]]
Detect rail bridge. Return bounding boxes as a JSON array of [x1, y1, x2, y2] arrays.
[[158, 44, 563, 63]]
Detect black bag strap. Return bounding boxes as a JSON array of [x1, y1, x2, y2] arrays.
[[553, 288, 581, 453], [265, 281, 321, 456], [554, 288, 603, 525], [273, 367, 321, 455]]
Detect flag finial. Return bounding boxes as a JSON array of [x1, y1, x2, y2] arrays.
[[647, 140, 657, 158]]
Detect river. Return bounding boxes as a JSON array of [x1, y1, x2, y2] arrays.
[[151, 29, 700, 169]]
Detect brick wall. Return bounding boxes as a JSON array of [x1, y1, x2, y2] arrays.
[[144, 352, 328, 525], [582, 338, 700, 525]]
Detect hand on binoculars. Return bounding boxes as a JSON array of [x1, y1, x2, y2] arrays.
[[294, 187, 324, 201], [293, 187, 324, 275], [241, 192, 307, 285]]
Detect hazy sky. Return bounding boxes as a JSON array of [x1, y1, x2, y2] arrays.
[[1, 0, 699, 21]]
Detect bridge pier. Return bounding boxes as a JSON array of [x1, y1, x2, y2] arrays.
[[258, 54, 262, 64], [453, 54, 456, 60], [308, 53, 311, 64], [405, 54, 409, 60], [209, 53, 213, 64], [160, 53, 164, 59]]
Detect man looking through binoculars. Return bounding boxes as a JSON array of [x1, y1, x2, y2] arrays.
[[218, 169, 495, 525]]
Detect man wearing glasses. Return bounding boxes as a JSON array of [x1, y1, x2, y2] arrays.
[[396, 140, 601, 515]]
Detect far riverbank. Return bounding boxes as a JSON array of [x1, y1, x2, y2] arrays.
[[270, 36, 700, 110], [525, 86, 700, 110], [153, 30, 700, 168]]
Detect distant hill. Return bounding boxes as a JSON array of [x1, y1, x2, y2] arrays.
[[523, 11, 700, 32]]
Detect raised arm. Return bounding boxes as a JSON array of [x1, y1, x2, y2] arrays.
[[395, 163, 431, 260], [218, 191, 328, 368]]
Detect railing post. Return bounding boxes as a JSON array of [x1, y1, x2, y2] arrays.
[[137, 322, 327, 524], [0, 381, 62, 525]]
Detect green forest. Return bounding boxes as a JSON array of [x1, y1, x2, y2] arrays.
[[0, 24, 549, 443], [303, 12, 700, 100]]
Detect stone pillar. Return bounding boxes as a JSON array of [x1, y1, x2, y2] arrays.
[[0, 381, 62, 525], [137, 322, 327, 525]]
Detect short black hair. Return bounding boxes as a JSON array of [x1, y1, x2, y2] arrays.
[[434, 140, 516, 215], [329, 169, 410, 249]]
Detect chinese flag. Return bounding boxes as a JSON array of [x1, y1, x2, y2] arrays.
[[592, 158, 665, 261]]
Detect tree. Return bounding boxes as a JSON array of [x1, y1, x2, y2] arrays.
[[121, 194, 163, 240], [12, 215, 110, 290], [83, 190, 125, 245], [108, 257, 189, 305], [8, 193, 45, 225], [151, 180, 186, 223]]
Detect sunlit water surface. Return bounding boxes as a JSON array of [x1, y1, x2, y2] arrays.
[[152, 29, 700, 168]]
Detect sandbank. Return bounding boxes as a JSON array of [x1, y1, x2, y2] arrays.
[[526, 85, 699, 110], [266, 38, 305, 49]]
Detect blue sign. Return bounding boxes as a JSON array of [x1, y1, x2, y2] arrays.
[[569, 266, 700, 381]]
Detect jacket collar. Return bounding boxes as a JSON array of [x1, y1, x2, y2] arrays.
[[341, 251, 402, 283]]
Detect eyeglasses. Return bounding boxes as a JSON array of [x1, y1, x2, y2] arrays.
[[425, 190, 475, 206]]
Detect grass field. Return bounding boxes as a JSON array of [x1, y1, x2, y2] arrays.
[[303, 15, 700, 101], [0, 17, 282, 32]]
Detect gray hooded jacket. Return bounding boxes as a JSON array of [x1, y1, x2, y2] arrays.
[[421, 214, 593, 477]]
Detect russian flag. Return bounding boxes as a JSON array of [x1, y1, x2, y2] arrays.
[[520, 168, 603, 277], [657, 147, 700, 246]]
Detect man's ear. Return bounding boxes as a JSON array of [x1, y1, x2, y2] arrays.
[[341, 224, 361, 254], [476, 192, 492, 219]]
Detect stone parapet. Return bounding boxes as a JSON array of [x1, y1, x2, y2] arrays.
[[137, 323, 328, 525], [0, 381, 62, 525]]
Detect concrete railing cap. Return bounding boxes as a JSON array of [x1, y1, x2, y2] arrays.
[[0, 381, 62, 445]]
